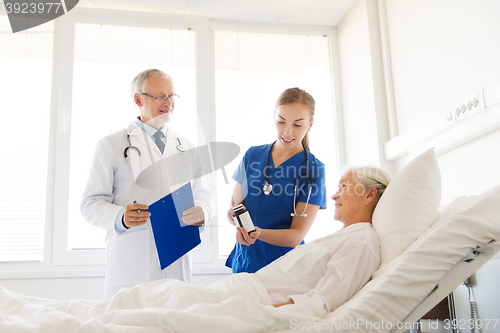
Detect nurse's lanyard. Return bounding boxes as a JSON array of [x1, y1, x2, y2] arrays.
[[262, 141, 313, 217]]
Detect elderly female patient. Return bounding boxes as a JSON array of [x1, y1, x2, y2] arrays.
[[104, 166, 391, 318], [258, 166, 391, 315]]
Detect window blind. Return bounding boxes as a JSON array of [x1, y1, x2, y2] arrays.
[[215, 31, 331, 73], [74, 23, 195, 67], [0, 17, 53, 261], [0, 16, 53, 58]]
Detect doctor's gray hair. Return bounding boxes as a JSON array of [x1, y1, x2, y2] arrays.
[[347, 166, 391, 207], [130, 69, 173, 99]]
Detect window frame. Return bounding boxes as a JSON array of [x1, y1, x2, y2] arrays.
[[0, 5, 344, 278]]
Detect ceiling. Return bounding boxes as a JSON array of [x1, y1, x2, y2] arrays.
[[76, 0, 358, 27]]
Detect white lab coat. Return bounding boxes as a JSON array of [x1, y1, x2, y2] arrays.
[[80, 120, 213, 299]]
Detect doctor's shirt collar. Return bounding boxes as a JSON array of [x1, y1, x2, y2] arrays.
[[134, 117, 168, 139]]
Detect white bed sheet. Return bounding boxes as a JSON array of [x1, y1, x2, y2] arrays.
[[0, 273, 321, 333]]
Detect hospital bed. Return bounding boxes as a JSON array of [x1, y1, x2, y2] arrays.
[[312, 195, 500, 333], [272, 148, 500, 333], [1, 149, 499, 333]]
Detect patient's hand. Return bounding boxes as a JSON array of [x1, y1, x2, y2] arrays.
[[273, 301, 294, 307], [235, 226, 261, 246]]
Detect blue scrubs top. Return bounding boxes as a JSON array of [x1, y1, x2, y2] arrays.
[[226, 143, 327, 273]]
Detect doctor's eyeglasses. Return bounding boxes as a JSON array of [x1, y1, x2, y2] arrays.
[[141, 93, 180, 103]]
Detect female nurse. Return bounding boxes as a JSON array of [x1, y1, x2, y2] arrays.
[[225, 87, 327, 273]]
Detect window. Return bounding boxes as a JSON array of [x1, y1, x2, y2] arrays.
[[67, 23, 197, 250], [214, 31, 340, 256], [0, 17, 53, 261]]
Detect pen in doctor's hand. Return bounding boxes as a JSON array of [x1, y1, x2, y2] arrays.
[[123, 201, 150, 228]]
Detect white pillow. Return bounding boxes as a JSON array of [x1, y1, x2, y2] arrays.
[[372, 149, 441, 266]]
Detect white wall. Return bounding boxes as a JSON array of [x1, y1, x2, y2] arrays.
[[383, 0, 500, 201], [385, 0, 500, 134], [437, 129, 500, 204], [336, 0, 395, 174], [338, 0, 377, 166]]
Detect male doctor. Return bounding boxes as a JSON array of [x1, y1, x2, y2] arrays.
[[81, 69, 213, 299]]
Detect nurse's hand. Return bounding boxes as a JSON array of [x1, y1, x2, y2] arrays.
[[236, 226, 261, 246], [123, 203, 150, 228], [182, 206, 205, 226], [227, 208, 236, 225], [227, 204, 246, 225]]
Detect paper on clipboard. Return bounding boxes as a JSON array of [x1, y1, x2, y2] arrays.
[[148, 182, 201, 270]]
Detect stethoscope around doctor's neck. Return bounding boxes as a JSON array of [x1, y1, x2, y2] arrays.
[[123, 134, 186, 159], [262, 141, 313, 217]]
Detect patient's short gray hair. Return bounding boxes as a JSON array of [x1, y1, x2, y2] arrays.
[[130, 69, 172, 99], [347, 166, 391, 206]]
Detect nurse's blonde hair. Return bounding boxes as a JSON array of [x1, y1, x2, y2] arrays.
[[275, 88, 315, 151]]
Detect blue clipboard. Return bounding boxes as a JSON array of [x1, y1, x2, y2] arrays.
[[148, 182, 201, 270]]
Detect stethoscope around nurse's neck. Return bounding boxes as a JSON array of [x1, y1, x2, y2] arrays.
[[262, 141, 313, 217]]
